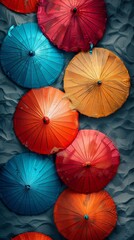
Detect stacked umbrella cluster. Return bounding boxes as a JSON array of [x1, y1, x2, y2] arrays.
[[0, 0, 131, 240]]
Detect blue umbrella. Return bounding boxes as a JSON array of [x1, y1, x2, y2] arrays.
[[0, 22, 65, 88], [0, 153, 61, 215]]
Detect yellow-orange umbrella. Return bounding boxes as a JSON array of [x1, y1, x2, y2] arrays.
[[64, 48, 130, 118]]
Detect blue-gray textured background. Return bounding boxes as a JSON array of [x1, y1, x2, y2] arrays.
[[0, 0, 134, 239]]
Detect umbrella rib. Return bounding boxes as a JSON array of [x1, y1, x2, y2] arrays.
[[33, 58, 48, 87], [15, 122, 41, 140], [22, 58, 32, 86], [103, 81, 129, 93], [31, 90, 46, 116], [57, 204, 83, 217], [35, 56, 60, 80], [32, 24, 43, 50], [33, 168, 58, 184], [71, 57, 97, 79], [32, 59, 43, 87], [91, 139, 112, 162], [66, 146, 86, 161], [50, 122, 77, 134], [48, 125, 71, 145], [37, 53, 64, 66], [1, 43, 27, 53], [101, 60, 125, 79], [49, 0, 71, 9], [69, 84, 96, 104], [91, 220, 111, 235], [22, 24, 31, 50], [16, 106, 42, 120], [13, 28, 30, 51], [79, 14, 101, 38], [89, 223, 102, 240], [74, 137, 88, 160], [30, 123, 45, 150], [101, 86, 121, 108], [34, 36, 48, 51], [56, 217, 83, 232], [101, 86, 116, 112], [2, 55, 29, 75], [40, 13, 70, 37]]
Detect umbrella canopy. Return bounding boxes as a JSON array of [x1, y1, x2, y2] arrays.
[[0, 0, 38, 13], [13, 87, 79, 155], [64, 48, 130, 117], [54, 189, 117, 240], [37, 0, 107, 52], [0, 22, 65, 88], [0, 153, 61, 215], [56, 129, 120, 193], [12, 232, 52, 240]]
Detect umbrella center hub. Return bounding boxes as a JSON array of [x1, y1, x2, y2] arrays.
[[25, 185, 31, 191], [29, 50, 35, 57], [43, 116, 50, 124], [84, 214, 89, 220], [84, 162, 91, 168], [73, 7, 77, 13], [97, 80, 102, 85]]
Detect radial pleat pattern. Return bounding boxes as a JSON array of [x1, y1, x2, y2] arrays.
[[56, 130, 120, 193], [0, 153, 61, 215], [54, 189, 117, 240], [0, 23, 65, 88], [64, 48, 130, 117], [37, 0, 107, 52], [0, 0, 38, 13], [13, 87, 79, 154], [12, 232, 53, 240]]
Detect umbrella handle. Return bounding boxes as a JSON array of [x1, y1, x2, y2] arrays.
[[89, 43, 94, 54], [8, 25, 15, 37]]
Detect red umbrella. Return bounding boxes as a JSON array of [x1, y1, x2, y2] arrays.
[[37, 0, 107, 52], [54, 189, 117, 240], [12, 232, 52, 240], [0, 0, 38, 13], [56, 130, 120, 193], [13, 87, 79, 154]]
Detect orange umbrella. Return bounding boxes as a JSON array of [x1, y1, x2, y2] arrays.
[[12, 232, 52, 240], [54, 189, 117, 240], [13, 87, 79, 154], [0, 0, 38, 13], [64, 48, 130, 118]]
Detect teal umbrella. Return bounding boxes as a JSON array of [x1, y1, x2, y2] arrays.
[[0, 22, 65, 88], [0, 153, 62, 215]]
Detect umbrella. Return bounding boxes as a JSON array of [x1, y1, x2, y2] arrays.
[[64, 48, 130, 117], [0, 0, 38, 13], [12, 232, 52, 240], [0, 153, 61, 215], [54, 189, 117, 240], [56, 129, 120, 193], [13, 87, 79, 155], [37, 0, 107, 52], [0, 22, 65, 88]]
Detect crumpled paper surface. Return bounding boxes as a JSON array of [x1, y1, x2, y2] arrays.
[[0, 1, 134, 239]]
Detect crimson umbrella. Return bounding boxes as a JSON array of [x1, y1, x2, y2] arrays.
[[56, 130, 120, 193], [13, 87, 79, 155], [37, 0, 107, 52], [0, 0, 38, 13]]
